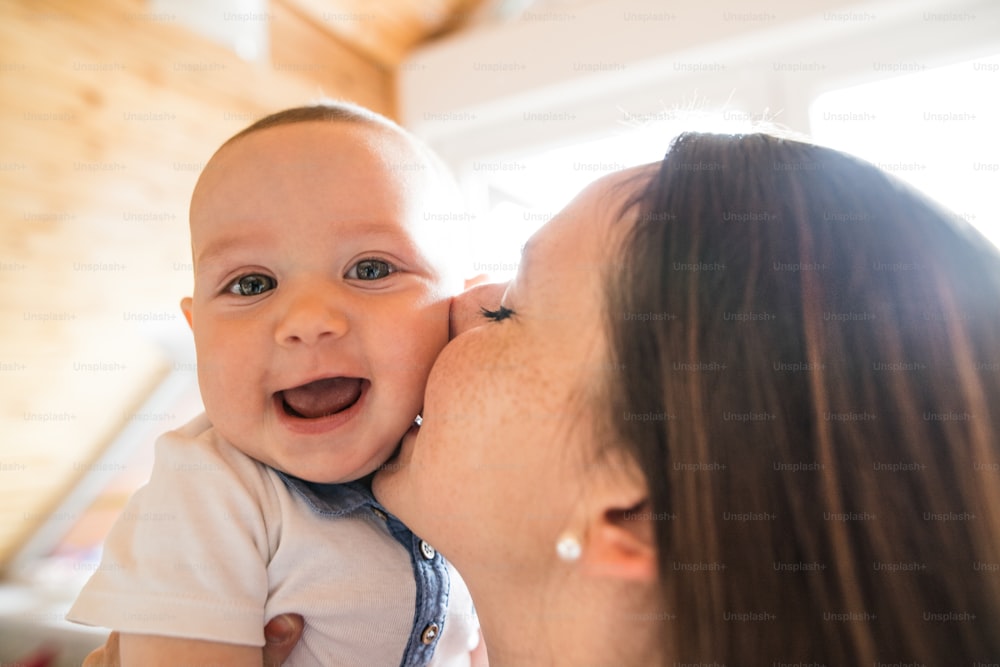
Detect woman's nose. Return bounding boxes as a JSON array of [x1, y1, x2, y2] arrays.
[[274, 285, 350, 346], [449, 281, 508, 339]]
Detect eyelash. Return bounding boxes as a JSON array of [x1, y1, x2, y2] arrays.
[[481, 305, 515, 322]]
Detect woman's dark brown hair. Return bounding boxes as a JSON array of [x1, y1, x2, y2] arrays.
[[607, 132, 1000, 663]]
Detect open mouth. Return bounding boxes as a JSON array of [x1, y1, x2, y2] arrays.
[[278, 377, 367, 419]]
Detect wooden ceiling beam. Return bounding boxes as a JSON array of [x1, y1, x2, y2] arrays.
[[275, 0, 491, 68]]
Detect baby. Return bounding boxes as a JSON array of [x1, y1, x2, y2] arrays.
[[68, 103, 480, 666]]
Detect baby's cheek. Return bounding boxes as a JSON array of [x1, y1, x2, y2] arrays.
[[409, 306, 453, 370]]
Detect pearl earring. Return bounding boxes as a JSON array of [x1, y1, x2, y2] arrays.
[[556, 534, 582, 562]]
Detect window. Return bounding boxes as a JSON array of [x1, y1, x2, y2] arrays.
[[462, 108, 756, 281], [810, 54, 1000, 249]]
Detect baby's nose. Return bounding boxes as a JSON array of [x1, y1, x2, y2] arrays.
[[275, 287, 350, 346], [449, 281, 508, 339]]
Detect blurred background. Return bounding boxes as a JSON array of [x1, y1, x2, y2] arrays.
[[1, 0, 997, 663]]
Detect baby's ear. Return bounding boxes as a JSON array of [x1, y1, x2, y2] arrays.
[[180, 297, 194, 330]]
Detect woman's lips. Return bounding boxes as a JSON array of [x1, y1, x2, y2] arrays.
[[279, 377, 364, 419]]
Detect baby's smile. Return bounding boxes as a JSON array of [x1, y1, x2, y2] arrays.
[[278, 377, 367, 419]]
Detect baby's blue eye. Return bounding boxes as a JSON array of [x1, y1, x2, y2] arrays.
[[228, 274, 276, 296], [349, 259, 395, 281]]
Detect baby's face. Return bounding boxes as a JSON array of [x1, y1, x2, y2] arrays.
[[182, 122, 457, 483]]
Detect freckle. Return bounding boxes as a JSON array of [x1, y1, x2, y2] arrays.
[[80, 86, 104, 107]]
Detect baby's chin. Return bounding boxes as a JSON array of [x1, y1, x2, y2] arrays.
[[375, 421, 420, 488], [276, 437, 409, 486], [274, 457, 365, 485], [380, 421, 417, 468]]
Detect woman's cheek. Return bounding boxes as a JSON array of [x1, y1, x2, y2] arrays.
[[421, 344, 491, 452], [427, 330, 486, 403]]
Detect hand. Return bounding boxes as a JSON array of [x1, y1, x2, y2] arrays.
[[82, 631, 120, 667], [263, 613, 305, 667], [80, 614, 304, 667]]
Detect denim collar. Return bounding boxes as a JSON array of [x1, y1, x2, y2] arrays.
[[275, 471, 381, 517]]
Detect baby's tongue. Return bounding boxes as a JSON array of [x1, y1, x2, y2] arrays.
[[281, 378, 363, 419]]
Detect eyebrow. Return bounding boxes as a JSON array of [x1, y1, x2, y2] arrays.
[[193, 222, 424, 270], [518, 239, 532, 269], [194, 235, 252, 271], [515, 237, 538, 289]]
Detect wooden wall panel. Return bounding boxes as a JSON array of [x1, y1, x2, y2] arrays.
[[271, 0, 395, 112], [0, 0, 392, 568], [279, 0, 485, 67]]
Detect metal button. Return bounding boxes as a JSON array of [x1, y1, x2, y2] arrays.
[[419, 540, 436, 560], [371, 507, 388, 521], [420, 623, 439, 645]]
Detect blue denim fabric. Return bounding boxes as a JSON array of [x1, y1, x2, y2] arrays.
[[277, 473, 450, 667]]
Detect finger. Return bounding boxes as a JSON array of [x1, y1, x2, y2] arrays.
[[82, 631, 121, 667], [262, 613, 304, 667]]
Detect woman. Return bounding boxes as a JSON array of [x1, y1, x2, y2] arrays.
[[92, 133, 1000, 665]]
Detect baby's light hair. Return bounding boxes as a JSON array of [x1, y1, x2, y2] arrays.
[[209, 101, 468, 289]]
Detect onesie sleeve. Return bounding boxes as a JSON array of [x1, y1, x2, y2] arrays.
[[66, 413, 281, 646]]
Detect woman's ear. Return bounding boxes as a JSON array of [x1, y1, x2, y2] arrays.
[[180, 297, 194, 330], [576, 455, 658, 583], [579, 499, 658, 583]]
